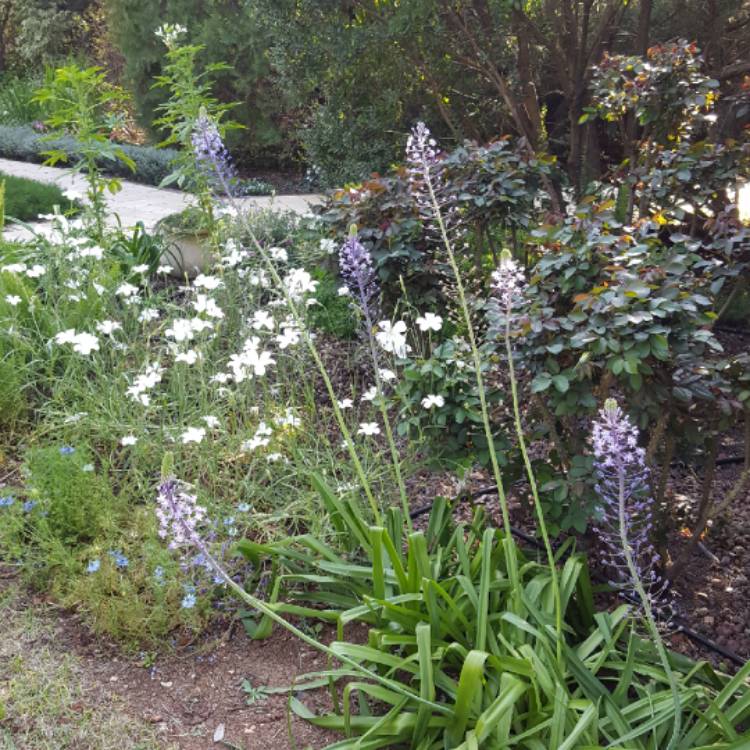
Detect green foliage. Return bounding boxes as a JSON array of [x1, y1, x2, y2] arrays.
[[24, 444, 115, 544], [237, 479, 750, 749], [34, 64, 135, 237], [107, 221, 166, 280], [306, 269, 357, 339], [319, 140, 553, 307], [1, 170, 80, 221], [105, 0, 281, 162], [0, 73, 47, 124]]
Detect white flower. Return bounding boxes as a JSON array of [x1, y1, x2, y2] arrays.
[[71, 333, 99, 355], [319, 238, 337, 255], [202, 415, 220, 428], [193, 294, 224, 319], [241, 421, 273, 452], [139, 308, 160, 323], [2, 262, 26, 274], [375, 320, 410, 358], [25, 264, 46, 278], [165, 318, 195, 342], [269, 246, 288, 262], [361, 386, 378, 402], [92, 282, 106, 296], [5, 295, 21, 306], [120, 435, 138, 446], [156, 265, 173, 274], [132, 264, 150, 275], [378, 368, 396, 382], [277, 408, 301, 428], [357, 422, 381, 436], [227, 336, 275, 382], [96, 320, 121, 336], [63, 188, 82, 202], [211, 372, 230, 384], [337, 398, 354, 409], [276, 326, 300, 350], [190, 317, 214, 334], [175, 349, 200, 365], [266, 452, 283, 463], [421, 394, 445, 409], [116, 282, 139, 298], [181, 427, 206, 444], [55, 328, 78, 345], [416, 312, 443, 332], [193, 274, 222, 290], [79, 246, 104, 260], [282, 268, 318, 301], [251, 310, 275, 331], [337, 285, 351, 297]]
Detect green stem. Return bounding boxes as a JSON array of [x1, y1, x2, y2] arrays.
[[618, 472, 681, 749], [505, 315, 563, 662], [423, 167, 522, 608]]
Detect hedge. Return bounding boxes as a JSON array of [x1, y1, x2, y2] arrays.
[[0, 125, 178, 187]]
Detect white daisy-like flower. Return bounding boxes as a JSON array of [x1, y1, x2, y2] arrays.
[[276, 326, 300, 350], [55, 328, 78, 345], [120, 434, 138, 446], [139, 308, 160, 323], [337, 285, 351, 297], [96, 320, 121, 336], [269, 246, 288, 262], [156, 265, 173, 275], [175, 349, 200, 365], [181, 427, 206, 444], [25, 264, 46, 278], [165, 318, 195, 342], [337, 398, 354, 409], [193, 294, 224, 319], [132, 263, 150, 274], [2, 262, 26, 274], [421, 394, 445, 409], [282, 268, 318, 301], [5, 295, 21, 306], [416, 312, 443, 332], [375, 320, 410, 358], [251, 310, 275, 331], [79, 246, 104, 260], [361, 386, 378, 402], [378, 368, 396, 382], [63, 188, 82, 201], [71, 332, 99, 356], [357, 422, 381, 436], [266, 452, 283, 462], [202, 415, 220, 429], [193, 273, 222, 290], [116, 282, 139, 297]]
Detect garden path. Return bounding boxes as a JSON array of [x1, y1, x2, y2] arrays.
[[0, 157, 322, 240]]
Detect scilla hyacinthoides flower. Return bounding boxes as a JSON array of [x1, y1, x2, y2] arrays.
[[591, 398, 681, 748], [591, 398, 667, 605], [192, 112, 236, 189], [338, 235, 379, 320], [156, 478, 207, 550], [491, 250, 526, 311]]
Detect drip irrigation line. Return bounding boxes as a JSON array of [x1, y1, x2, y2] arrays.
[[408, 491, 747, 668]]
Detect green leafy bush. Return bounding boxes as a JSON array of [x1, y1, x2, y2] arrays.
[[306, 269, 357, 339], [0, 124, 178, 186], [1, 171, 80, 221], [0, 74, 46, 125]]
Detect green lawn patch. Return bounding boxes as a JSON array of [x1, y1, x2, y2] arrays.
[[1, 170, 80, 222]]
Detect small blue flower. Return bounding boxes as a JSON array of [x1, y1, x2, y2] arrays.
[[108, 550, 129, 569], [0, 495, 15, 508], [237, 503, 250, 513], [212, 574, 223, 585], [59, 446, 75, 455], [181, 589, 196, 609], [23, 500, 36, 513], [87, 559, 101, 573], [153, 566, 165, 585], [223, 516, 235, 526]]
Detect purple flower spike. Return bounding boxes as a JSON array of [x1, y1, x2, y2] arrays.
[[191, 114, 236, 192], [592, 399, 668, 609], [339, 236, 380, 320], [156, 477, 206, 550]]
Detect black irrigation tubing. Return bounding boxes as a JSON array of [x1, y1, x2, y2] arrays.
[[408, 490, 748, 668]]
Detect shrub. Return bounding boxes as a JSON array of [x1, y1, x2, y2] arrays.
[[0, 124, 178, 187], [1, 171, 80, 221], [306, 269, 358, 339]]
